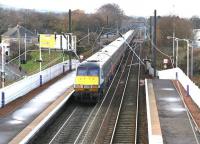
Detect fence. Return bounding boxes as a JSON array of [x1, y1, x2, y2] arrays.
[[158, 68, 200, 108], [0, 60, 78, 108]]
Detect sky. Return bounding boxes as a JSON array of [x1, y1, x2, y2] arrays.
[[0, 0, 199, 18]]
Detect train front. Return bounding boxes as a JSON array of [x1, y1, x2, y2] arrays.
[[73, 62, 102, 102]]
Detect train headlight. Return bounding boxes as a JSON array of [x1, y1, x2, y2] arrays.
[[84, 85, 91, 88], [75, 84, 83, 88], [91, 85, 98, 88]]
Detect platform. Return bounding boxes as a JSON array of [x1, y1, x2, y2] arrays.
[[0, 71, 75, 144], [146, 79, 198, 144]]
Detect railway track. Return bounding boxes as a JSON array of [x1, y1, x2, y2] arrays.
[[48, 105, 94, 143], [32, 42, 148, 144], [137, 44, 148, 144], [75, 44, 147, 144], [110, 48, 140, 143], [31, 98, 96, 144], [74, 49, 131, 144]]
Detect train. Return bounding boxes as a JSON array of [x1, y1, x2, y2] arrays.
[[73, 30, 135, 102]]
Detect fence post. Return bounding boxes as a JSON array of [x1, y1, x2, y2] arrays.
[[187, 85, 189, 96], [176, 72, 178, 80], [2, 92, 5, 108], [63, 65, 65, 74], [40, 75, 42, 86]]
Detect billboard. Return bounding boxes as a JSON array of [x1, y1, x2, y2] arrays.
[[39, 33, 76, 51], [39, 34, 56, 48]]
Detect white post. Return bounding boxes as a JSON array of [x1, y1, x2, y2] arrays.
[[186, 40, 189, 77], [25, 33, 27, 61], [191, 42, 193, 77], [1, 44, 5, 88], [40, 46, 42, 72], [18, 27, 21, 67], [172, 32, 175, 65], [175, 39, 179, 67]]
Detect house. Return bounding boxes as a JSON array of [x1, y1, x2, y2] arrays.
[[1, 24, 38, 44], [1, 25, 38, 56]]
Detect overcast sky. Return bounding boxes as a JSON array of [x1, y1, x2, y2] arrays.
[[0, 0, 199, 18]]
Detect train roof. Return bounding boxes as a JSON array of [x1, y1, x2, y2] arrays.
[[78, 61, 99, 67], [81, 30, 134, 68]]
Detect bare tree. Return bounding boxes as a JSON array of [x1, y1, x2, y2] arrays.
[[157, 16, 193, 47], [97, 3, 124, 29]]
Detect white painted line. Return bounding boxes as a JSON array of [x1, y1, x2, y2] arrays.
[[145, 79, 152, 143], [145, 79, 163, 144]]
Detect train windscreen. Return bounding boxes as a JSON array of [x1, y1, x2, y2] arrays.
[[77, 67, 87, 76], [88, 68, 99, 76], [77, 67, 99, 76]]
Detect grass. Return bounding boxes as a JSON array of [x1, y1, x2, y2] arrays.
[[19, 50, 69, 75]]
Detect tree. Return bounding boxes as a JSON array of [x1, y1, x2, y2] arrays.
[[97, 3, 124, 29], [157, 16, 193, 47]]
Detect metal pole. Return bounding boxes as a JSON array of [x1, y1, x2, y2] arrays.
[[18, 26, 21, 67], [172, 32, 175, 65], [175, 39, 179, 67], [25, 33, 27, 62], [39, 46, 42, 72], [68, 9, 72, 71], [153, 10, 157, 77], [186, 40, 189, 76], [150, 16, 154, 61], [61, 35, 64, 62], [191, 42, 193, 77], [107, 16, 108, 39], [1, 44, 5, 88]]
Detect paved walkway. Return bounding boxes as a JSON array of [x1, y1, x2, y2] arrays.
[[0, 71, 75, 144], [153, 79, 198, 144]]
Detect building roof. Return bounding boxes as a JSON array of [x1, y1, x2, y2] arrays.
[[2, 25, 37, 38]]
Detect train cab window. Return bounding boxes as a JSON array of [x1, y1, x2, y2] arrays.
[[88, 68, 99, 76], [77, 67, 87, 76], [77, 67, 99, 76]]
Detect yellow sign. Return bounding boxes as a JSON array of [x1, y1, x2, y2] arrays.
[[39, 34, 55, 48], [75, 76, 99, 85]]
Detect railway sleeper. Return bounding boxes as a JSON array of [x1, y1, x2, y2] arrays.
[[73, 91, 103, 103]]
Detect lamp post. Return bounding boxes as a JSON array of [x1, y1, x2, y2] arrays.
[[190, 41, 194, 77], [167, 36, 190, 76], [186, 39, 189, 77], [176, 38, 189, 76], [172, 32, 175, 64], [179, 39, 189, 76], [175, 38, 179, 67], [167, 35, 176, 65]]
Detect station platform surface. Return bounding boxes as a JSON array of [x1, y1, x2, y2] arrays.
[[0, 71, 75, 144], [146, 79, 198, 144]]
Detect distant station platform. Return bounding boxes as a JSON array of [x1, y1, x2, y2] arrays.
[[146, 79, 198, 144], [0, 71, 75, 144]]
